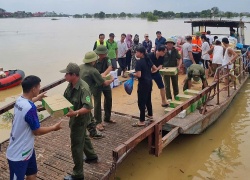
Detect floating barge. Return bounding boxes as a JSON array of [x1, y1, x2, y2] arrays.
[[0, 20, 250, 180]]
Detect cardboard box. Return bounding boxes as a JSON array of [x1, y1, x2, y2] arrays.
[[110, 82, 114, 89], [104, 73, 111, 80], [170, 100, 183, 108], [164, 107, 175, 114], [175, 94, 193, 101], [125, 69, 135, 77], [42, 94, 74, 117], [159, 67, 178, 76], [113, 78, 120, 87], [110, 70, 118, 79], [184, 89, 200, 96]]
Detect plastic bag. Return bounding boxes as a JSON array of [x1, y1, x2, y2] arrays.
[[124, 74, 134, 95]]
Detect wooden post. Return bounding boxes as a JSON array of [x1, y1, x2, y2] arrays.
[[154, 122, 163, 157], [148, 133, 154, 155]]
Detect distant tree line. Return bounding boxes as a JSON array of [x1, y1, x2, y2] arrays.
[[73, 7, 250, 19]]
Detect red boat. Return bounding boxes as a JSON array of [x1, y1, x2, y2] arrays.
[[0, 70, 25, 91]]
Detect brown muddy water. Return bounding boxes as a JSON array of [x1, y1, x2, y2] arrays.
[[1, 17, 250, 179]]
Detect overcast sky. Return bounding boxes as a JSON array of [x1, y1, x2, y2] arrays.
[[1, 0, 249, 14]]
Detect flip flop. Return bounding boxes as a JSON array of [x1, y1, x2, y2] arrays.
[[132, 122, 145, 127], [161, 104, 169, 107], [104, 120, 116, 124], [96, 124, 105, 131]]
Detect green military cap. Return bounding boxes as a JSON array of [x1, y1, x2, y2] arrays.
[[83, 51, 98, 63], [60, 62, 80, 74], [195, 31, 201, 36], [94, 45, 108, 55], [165, 38, 175, 45], [192, 69, 201, 82]]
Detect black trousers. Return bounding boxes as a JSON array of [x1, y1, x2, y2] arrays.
[[137, 81, 153, 122], [126, 50, 132, 70], [192, 52, 201, 64]]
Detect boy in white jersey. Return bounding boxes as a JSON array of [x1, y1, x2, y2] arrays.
[[6, 75, 62, 180]]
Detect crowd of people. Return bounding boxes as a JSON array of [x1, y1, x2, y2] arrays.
[[6, 30, 239, 180]]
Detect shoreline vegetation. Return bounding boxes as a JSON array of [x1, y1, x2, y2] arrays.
[[1, 7, 250, 20]]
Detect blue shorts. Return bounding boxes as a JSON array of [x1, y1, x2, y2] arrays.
[[8, 150, 38, 179], [183, 59, 193, 74], [151, 72, 164, 89]]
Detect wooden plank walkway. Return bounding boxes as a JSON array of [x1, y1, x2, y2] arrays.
[[0, 114, 144, 180]]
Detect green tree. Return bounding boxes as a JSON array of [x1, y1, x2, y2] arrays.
[[119, 12, 126, 18], [127, 13, 133, 18], [111, 13, 117, 18], [147, 12, 158, 22], [99, 11, 105, 18]]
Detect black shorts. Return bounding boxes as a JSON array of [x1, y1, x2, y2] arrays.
[[201, 59, 211, 69], [118, 58, 126, 70]]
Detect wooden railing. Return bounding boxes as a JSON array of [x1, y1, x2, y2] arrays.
[[112, 51, 250, 163], [0, 78, 66, 115]]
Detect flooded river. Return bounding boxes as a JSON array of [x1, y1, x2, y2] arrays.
[[1, 17, 250, 179]]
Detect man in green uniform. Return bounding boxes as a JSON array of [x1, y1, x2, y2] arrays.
[[183, 64, 208, 91], [93, 45, 116, 131], [79, 50, 114, 132], [60, 63, 98, 180], [163, 38, 182, 101]]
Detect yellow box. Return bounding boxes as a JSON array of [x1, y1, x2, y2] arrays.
[[175, 94, 193, 101], [104, 73, 111, 80], [184, 89, 200, 96], [159, 67, 178, 76], [164, 107, 175, 114], [42, 94, 74, 118]]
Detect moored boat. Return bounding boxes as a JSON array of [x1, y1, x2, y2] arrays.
[[0, 70, 25, 91]]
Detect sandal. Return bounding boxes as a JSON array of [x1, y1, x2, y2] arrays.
[[96, 124, 105, 131], [161, 104, 169, 107], [104, 119, 116, 124], [146, 115, 153, 119], [132, 122, 145, 127]]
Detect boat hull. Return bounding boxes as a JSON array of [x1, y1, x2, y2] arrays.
[[0, 70, 25, 91]]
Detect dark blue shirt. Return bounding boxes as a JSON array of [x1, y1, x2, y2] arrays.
[[147, 52, 164, 68], [142, 40, 152, 53], [135, 57, 153, 84], [155, 37, 166, 50]]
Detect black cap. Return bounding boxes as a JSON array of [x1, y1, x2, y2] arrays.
[[156, 31, 161, 34], [109, 33, 115, 37]]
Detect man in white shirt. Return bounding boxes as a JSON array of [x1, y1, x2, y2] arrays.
[[117, 33, 128, 77], [206, 30, 213, 45], [6, 75, 62, 180]]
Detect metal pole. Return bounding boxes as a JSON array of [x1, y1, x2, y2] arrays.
[[217, 69, 220, 105], [227, 65, 230, 97]]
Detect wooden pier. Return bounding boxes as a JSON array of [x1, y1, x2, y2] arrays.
[[0, 57, 249, 179]]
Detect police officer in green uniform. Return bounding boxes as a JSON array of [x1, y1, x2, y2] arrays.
[[60, 63, 98, 180], [163, 38, 182, 100], [183, 64, 208, 91], [93, 45, 116, 131], [79, 50, 114, 132]]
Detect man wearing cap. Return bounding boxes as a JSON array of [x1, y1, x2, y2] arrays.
[[192, 31, 202, 64], [155, 31, 166, 51], [163, 38, 182, 101], [106, 33, 118, 70], [142, 34, 152, 53], [93, 45, 116, 131], [60, 62, 98, 180], [183, 64, 208, 91], [79, 51, 114, 132], [93, 33, 107, 50]]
